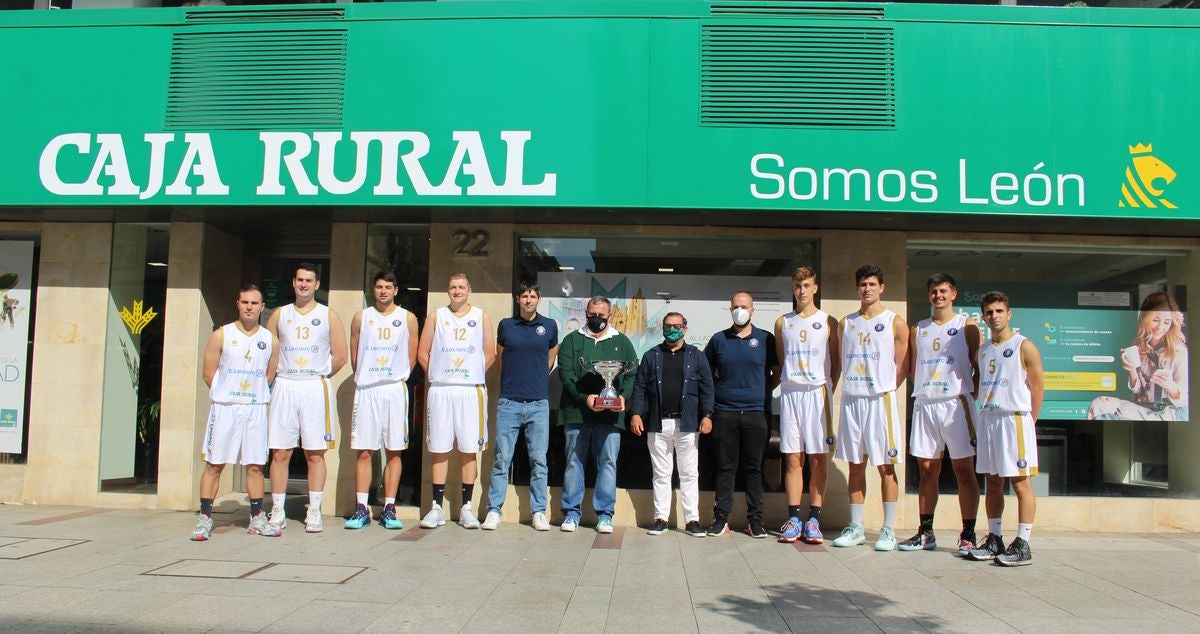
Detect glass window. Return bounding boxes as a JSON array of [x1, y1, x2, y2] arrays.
[[906, 242, 1198, 499], [0, 238, 37, 464]]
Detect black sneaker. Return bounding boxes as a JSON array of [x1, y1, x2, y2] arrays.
[[646, 519, 668, 535], [748, 520, 768, 539], [897, 530, 936, 552], [966, 533, 1005, 561], [685, 520, 706, 538], [995, 536, 1032, 567], [707, 518, 729, 536]]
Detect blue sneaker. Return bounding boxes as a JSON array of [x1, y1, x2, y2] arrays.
[[778, 517, 802, 543], [380, 503, 403, 530], [343, 504, 371, 530], [802, 519, 824, 544]]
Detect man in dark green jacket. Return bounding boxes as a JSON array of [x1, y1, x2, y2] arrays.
[[556, 295, 638, 534]]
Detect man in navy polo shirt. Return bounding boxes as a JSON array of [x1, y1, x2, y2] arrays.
[[482, 281, 559, 531], [704, 291, 780, 538]]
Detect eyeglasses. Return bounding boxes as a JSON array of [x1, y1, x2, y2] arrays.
[[664, 323, 685, 328]]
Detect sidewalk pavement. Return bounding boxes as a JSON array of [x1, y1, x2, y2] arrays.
[[1, 503, 1198, 633]]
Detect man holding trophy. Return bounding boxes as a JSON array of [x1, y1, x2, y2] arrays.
[[556, 296, 638, 533]]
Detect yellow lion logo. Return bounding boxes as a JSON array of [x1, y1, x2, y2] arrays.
[[1119, 143, 1176, 209]]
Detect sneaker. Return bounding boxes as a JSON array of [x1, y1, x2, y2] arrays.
[[995, 536, 1032, 567], [898, 530, 936, 552], [685, 521, 706, 538], [967, 533, 1005, 561], [267, 505, 287, 531], [343, 504, 371, 530], [304, 506, 323, 533], [874, 526, 897, 551], [560, 517, 578, 532], [419, 504, 446, 529], [646, 519, 668, 535], [190, 514, 213, 541], [380, 504, 403, 530], [956, 532, 977, 557], [531, 512, 551, 531], [748, 520, 768, 539], [778, 517, 802, 543], [481, 510, 501, 531], [802, 519, 824, 544], [248, 513, 281, 537], [707, 518, 730, 537], [596, 517, 614, 534], [458, 504, 480, 529], [832, 523, 866, 548]]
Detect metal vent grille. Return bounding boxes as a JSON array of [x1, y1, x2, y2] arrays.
[[165, 30, 347, 130], [710, 2, 885, 19], [184, 8, 346, 24], [700, 24, 894, 128]]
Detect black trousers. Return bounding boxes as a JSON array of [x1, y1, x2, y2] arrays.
[[712, 410, 768, 522]]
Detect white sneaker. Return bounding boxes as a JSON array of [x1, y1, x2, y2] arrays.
[[480, 511, 501, 530], [304, 506, 323, 533], [458, 504, 481, 529], [560, 517, 578, 532], [420, 504, 446, 529], [531, 512, 551, 531], [267, 505, 287, 531]]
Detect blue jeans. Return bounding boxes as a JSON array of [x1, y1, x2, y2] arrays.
[[561, 422, 621, 523], [487, 398, 549, 514]]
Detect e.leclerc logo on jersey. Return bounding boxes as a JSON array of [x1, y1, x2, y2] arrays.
[[37, 131, 556, 198]]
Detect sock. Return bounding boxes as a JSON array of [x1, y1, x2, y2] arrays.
[[1017, 522, 1033, 542], [988, 517, 1003, 537], [808, 506, 822, 521], [384, 497, 396, 507], [849, 503, 864, 527], [919, 513, 934, 532], [356, 492, 369, 507], [249, 498, 263, 518], [199, 498, 213, 517], [432, 484, 445, 506], [462, 484, 474, 506], [309, 491, 324, 509], [962, 518, 976, 536], [271, 492, 285, 508], [882, 502, 897, 529], [788, 505, 803, 520]]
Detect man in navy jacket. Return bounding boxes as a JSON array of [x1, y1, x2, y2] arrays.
[[629, 311, 715, 538]]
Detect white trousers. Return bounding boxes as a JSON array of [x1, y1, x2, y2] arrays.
[[648, 418, 700, 523]]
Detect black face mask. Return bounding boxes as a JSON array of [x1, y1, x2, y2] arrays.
[[586, 315, 608, 333]]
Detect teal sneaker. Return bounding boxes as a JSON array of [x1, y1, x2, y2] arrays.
[[596, 517, 614, 534], [344, 504, 371, 530], [380, 503, 403, 530], [832, 523, 866, 547], [874, 526, 897, 551]]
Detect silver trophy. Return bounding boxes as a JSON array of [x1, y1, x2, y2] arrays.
[[579, 359, 633, 411]]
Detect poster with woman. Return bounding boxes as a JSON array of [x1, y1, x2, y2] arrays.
[[1088, 290, 1188, 421]]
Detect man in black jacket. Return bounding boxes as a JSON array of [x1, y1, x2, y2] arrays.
[[629, 312, 715, 537]]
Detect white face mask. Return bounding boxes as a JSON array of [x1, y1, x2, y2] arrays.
[[731, 307, 751, 327]]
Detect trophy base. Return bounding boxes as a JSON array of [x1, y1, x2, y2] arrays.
[[595, 395, 624, 411]]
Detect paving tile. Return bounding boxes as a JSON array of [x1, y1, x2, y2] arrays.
[[144, 559, 271, 579], [126, 593, 268, 631], [561, 586, 612, 633], [261, 599, 389, 633], [0, 537, 87, 559], [246, 563, 366, 584], [693, 585, 788, 632], [780, 615, 882, 632]]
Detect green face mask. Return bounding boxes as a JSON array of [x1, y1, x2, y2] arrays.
[[663, 326, 685, 343]]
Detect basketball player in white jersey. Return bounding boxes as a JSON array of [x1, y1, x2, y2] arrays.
[[417, 273, 496, 529], [966, 291, 1043, 566], [266, 263, 348, 534], [191, 285, 281, 541], [344, 271, 419, 530], [833, 264, 909, 551], [899, 273, 982, 555], [774, 267, 840, 545]]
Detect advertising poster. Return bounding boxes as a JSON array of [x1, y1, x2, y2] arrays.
[[0, 241, 34, 453], [955, 284, 1187, 422]]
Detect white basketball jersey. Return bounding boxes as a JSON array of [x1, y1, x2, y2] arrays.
[[780, 310, 831, 388], [276, 303, 332, 380], [978, 334, 1032, 413], [428, 305, 486, 385], [354, 306, 411, 387], [209, 323, 273, 404], [841, 309, 898, 396], [913, 313, 974, 402]]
